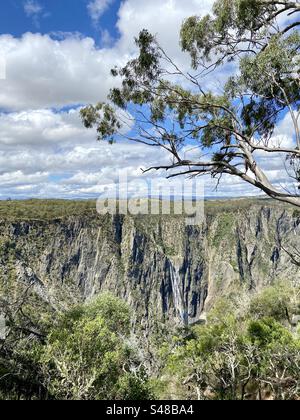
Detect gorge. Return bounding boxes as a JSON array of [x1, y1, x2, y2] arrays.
[[0, 199, 299, 331]]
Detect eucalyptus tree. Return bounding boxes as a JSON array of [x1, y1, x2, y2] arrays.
[[81, 0, 300, 207]]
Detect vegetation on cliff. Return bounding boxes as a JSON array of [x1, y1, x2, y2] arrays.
[[163, 284, 300, 400], [0, 280, 299, 400], [0, 199, 299, 400], [0, 291, 153, 400]]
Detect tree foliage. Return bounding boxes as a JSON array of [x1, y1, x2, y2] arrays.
[[0, 292, 152, 400], [1, 279, 299, 400], [164, 285, 300, 400], [81, 0, 300, 207]]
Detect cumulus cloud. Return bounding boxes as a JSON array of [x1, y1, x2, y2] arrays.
[[0, 33, 123, 111], [0, 0, 216, 111], [0, 0, 294, 200], [0, 108, 85, 147], [0, 106, 286, 200], [0, 107, 177, 199], [117, 0, 212, 55]]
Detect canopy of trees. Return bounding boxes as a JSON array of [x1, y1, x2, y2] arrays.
[[0, 279, 299, 400], [164, 284, 300, 400], [0, 291, 152, 400]]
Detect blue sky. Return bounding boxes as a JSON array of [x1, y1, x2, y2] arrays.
[[1, 0, 120, 44], [0, 0, 296, 200]]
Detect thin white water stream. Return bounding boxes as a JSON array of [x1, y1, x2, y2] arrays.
[[169, 264, 188, 325]]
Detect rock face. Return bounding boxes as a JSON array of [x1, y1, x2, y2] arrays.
[[0, 201, 299, 329]]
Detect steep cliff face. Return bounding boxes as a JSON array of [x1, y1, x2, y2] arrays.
[[0, 200, 299, 329]]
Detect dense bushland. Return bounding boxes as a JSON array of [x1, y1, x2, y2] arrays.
[[0, 290, 152, 400], [162, 284, 300, 400], [0, 282, 299, 400]]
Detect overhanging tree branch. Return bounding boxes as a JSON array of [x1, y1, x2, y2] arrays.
[[81, 0, 300, 208]]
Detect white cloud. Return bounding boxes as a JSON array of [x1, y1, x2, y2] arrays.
[[117, 0, 213, 56], [87, 0, 115, 24], [0, 171, 48, 187], [23, 0, 49, 27], [0, 108, 90, 148], [0, 0, 295, 200], [0, 0, 216, 111], [0, 33, 123, 111], [24, 0, 43, 17], [0, 107, 288, 200], [0, 107, 174, 199]]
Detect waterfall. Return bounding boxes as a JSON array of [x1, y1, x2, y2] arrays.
[[169, 264, 188, 325], [0, 314, 7, 340]]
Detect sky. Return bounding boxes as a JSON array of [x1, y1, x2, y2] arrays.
[[0, 0, 295, 200]]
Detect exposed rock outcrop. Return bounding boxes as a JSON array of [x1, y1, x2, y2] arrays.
[[0, 201, 299, 330]]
